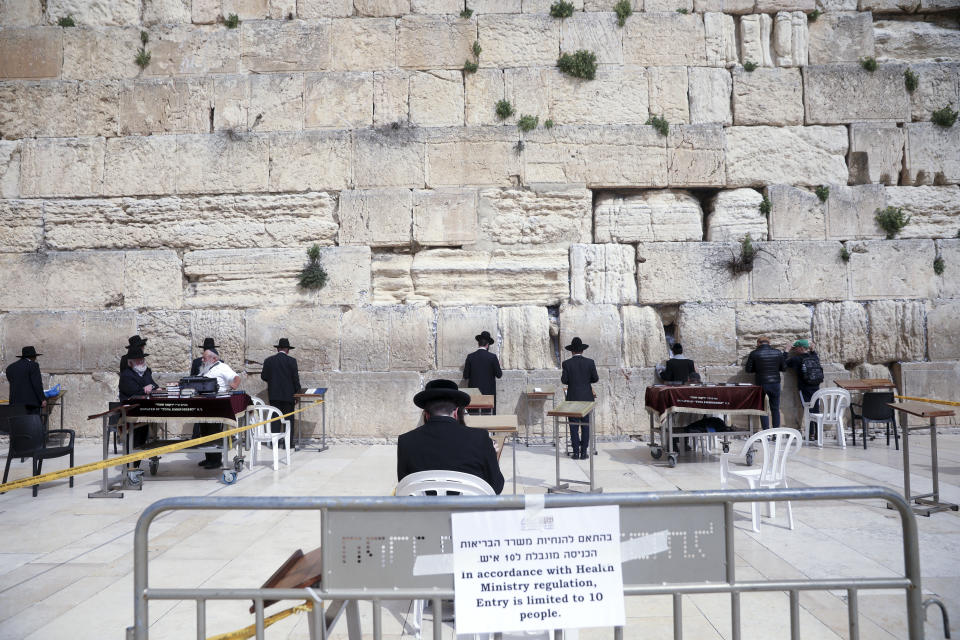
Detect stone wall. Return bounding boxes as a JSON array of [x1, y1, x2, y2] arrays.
[[1, 0, 958, 437]]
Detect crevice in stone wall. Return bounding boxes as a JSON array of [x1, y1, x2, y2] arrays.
[[208, 106, 215, 134], [547, 304, 561, 367]]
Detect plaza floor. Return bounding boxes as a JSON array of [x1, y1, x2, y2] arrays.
[[0, 431, 957, 640]]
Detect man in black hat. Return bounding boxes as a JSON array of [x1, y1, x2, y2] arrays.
[[191, 337, 219, 376], [5, 346, 46, 415], [119, 335, 148, 375], [118, 345, 158, 448], [561, 337, 599, 460], [397, 379, 504, 494], [463, 330, 502, 413], [260, 338, 301, 434]]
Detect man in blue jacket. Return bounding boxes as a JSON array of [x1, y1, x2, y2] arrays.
[[745, 336, 787, 430]]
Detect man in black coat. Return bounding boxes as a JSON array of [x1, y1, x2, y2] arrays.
[[658, 343, 697, 383], [260, 337, 301, 433], [397, 379, 504, 494], [463, 330, 503, 413], [118, 345, 158, 447], [745, 336, 787, 429], [561, 337, 599, 460], [5, 346, 46, 415], [119, 335, 148, 375], [191, 337, 219, 376]]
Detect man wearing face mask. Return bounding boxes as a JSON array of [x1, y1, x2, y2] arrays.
[[118, 345, 157, 448], [194, 347, 241, 469]]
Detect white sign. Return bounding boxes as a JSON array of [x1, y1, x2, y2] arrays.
[[451, 505, 625, 634]]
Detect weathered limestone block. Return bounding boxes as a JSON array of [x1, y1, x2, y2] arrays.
[[669, 124, 725, 187], [725, 126, 848, 187], [338, 189, 413, 247], [470, 0, 520, 11], [908, 63, 960, 123], [189, 310, 245, 371], [622, 306, 668, 368], [145, 25, 240, 76], [211, 75, 248, 132], [804, 65, 910, 124], [808, 12, 874, 65], [892, 362, 960, 426], [645, 0, 691, 11], [733, 67, 803, 126], [735, 303, 811, 361], [0, 251, 125, 311], [330, 18, 398, 72], [143, 0, 192, 24], [409, 71, 465, 127], [867, 300, 925, 363], [848, 123, 905, 186], [341, 305, 435, 371], [740, 14, 773, 68], [221, 0, 284, 19], [104, 135, 180, 196], [570, 244, 638, 304], [825, 184, 886, 240], [119, 78, 211, 135], [245, 308, 340, 373], [0, 0, 42, 26], [134, 310, 191, 372], [0, 140, 20, 198], [847, 239, 936, 299], [767, 184, 823, 240], [178, 133, 269, 194], [269, 130, 352, 192], [371, 253, 418, 304], [298, 0, 353, 17], [594, 190, 702, 243], [647, 66, 689, 124], [424, 127, 519, 188], [860, 0, 917, 10], [902, 123, 960, 186], [637, 243, 749, 304], [399, 16, 476, 69], [374, 70, 410, 126], [1, 311, 83, 373], [321, 371, 423, 437], [304, 72, 373, 129], [465, 69, 505, 127], [248, 73, 303, 131], [0, 81, 78, 139], [593, 366, 654, 437], [0, 200, 42, 252], [499, 306, 552, 370], [477, 185, 592, 248], [241, 20, 329, 72], [694, 0, 753, 13], [625, 14, 706, 66], [771, 11, 808, 67], [124, 250, 184, 310], [812, 301, 868, 364], [757, 0, 813, 9], [62, 27, 145, 80], [688, 67, 732, 125], [927, 300, 960, 361], [480, 15, 560, 68], [183, 246, 371, 307], [78, 80, 120, 137], [703, 12, 737, 68], [752, 241, 848, 302], [559, 304, 621, 367], [524, 125, 667, 186], [21, 137, 104, 198], [676, 303, 737, 366], [874, 20, 960, 63], [191, 0, 220, 22], [885, 186, 960, 239], [560, 13, 623, 65], [411, 249, 568, 305], [706, 188, 767, 242], [583, 0, 631, 10], [44, 372, 119, 436], [354, 128, 425, 188], [413, 189, 479, 246], [0, 27, 62, 79], [355, 0, 409, 16], [47, 0, 139, 25], [437, 307, 499, 370], [937, 240, 960, 299]]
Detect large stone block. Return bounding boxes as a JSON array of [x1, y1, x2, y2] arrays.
[[767, 184, 824, 240], [465, 68, 505, 127], [77, 79, 120, 137], [119, 78, 211, 135], [411, 248, 568, 305], [409, 70, 464, 127], [739, 14, 773, 68], [647, 66, 689, 124], [134, 310, 192, 373], [938, 239, 960, 299], [867, 300, 925, 363], [241, 20, 330, 72], [927, 300, 960, 361], [45, 372, 120, 436], [812, 301, 868, 364], [0, 81, 78, 139], [477, 185, 592, 248], [373, 70, 410, 126], [498, 306, 552, 370], [676, 303, 737, 366], [329, 18, 398, 72], [354, 0, 409, 16], [560, 13, 622, 66], [269, 130, 352, 192], [411, 0, 462, 11], [636, 243, 749, 304], [248, 73, 303, 132], [298, 0, 353, 17], [908, 63, 960, 123], [688, 67, 732, 125], [124, 249, 184, 310], [480, 15, 559, 68], [902, 123, 960, 186], [881, 186, 960, 239], [570, 244, 638, 304], [0, 252, 125, 311], [424, 127, 519, 188], [189, 309, 245, 372], [874, 20, 960, 63], [183, 246, 371, 307], [0, 200, 43, 252], [732, 67, 803, 126], [178, 133, 269, 194], [703, 12, 738, 68], [62, 27, 143, 80], [304, 72, 373, 129], [104, 135, 179, 196], [398, 16, 476, 69], [245, 307, 340, 372], [371, 253, 416, 304], [594, 190, 702, 243], [624, 14, 706, 66], [603, 366, 658, 438], [413, 189, 479, 246], [354, 128, 425, 188], [20, 137, 104, 197], [825, 184, 886, 240], [437, 306, 499, 370], [338, 189, 413, 247], [0, 0, 42, 26], [2, 311, 83, 373], [341, 305, 435, 371], [143, 0, 192, 24], [145, 25, 240, 76], [706, 188, 767, 241], [320, 371, 423, 437], [0, 27, 62, 79], [622, 306, 668, 368], [725, 126, 848, 187], [848, 123, 905, 186], [735, 303, 811, 361], [771, 11, 808, 67], [47, 0, 140, 25], [804, 64, 910, 124], [847, 239, 936, 299], [0, 140, 20, 198], [211, 75, 248, 132], [559, 304, 621, 367], [752, 241, 848, 302], [807, 12, 874, 65]]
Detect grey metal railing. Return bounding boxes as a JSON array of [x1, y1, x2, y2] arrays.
[[129, 486, 925, 640]]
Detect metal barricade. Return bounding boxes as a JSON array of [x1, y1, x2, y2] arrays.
[[129, 486, 925, 640]]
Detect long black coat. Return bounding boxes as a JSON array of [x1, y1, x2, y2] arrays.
[[119, 366, 157, 402], [260, 351, 301, 405], [561, 354, 599, 401], [397, 416, 505, 494], [463, 348, 502, 396], [5, 358, 45, 410]]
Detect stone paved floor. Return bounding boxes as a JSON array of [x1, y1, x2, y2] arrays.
[[0, 432, 957, 640]]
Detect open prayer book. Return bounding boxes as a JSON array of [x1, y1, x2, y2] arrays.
[[303, 388, 327, 396]]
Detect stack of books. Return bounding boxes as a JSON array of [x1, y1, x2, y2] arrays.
[[180, 387, 197, 398]]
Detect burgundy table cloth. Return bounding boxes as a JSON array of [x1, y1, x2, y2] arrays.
[[123, 394, 252, 422], [644, 385, 763, 415]]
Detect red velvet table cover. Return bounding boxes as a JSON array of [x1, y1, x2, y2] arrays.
[[644, 385, 763, 414], [123, 394, 252, 422]]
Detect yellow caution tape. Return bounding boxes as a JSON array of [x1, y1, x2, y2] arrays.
[[894, 395, 960, 407], [0, 401, 322, 493], [206, 600, 315, 640]]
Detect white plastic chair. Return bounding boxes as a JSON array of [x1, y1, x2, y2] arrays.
[[250, 395, 266, 406], [720, 428, 803, 532], [247, 405, 291, 471], [809, 388, 851, 448], [798, 391, 815, 443]]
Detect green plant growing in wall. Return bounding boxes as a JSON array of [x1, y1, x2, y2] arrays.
[[759, 195, 771, 216], [647, 115, 669, 137], [934, 256, 945, 275], [743, 61, 757, 72], [135, 30, 151, 69], [807, 9, 820, 21], [675, 7, 688, 13], [463, 60, 478, 73], [544, 118, 554, 129], [495, 99, 514, 120], [518, 114, 539, 132], [840, 245, 851, 262], [875, 206, 911, 239], [728, 233, 761, 274], [614, 0, 632, 26], [557, 50, 597, 80], [57, 15, 75, 27], [472, 40, 482, 58], [224, 13, 240, 28], [460, 7, 473, 17], [550, 0, 575, 18], [931, 104, 958, 128], [860, 57, 878, 72], [514, 140, 525, 153], [904, 69, 919, 93], [815, 185, 830, 202], [298, 244, 328, 290]]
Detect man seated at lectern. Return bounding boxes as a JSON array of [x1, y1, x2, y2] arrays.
[[397, 379, 505, 494], [194, 348, 241, 469]]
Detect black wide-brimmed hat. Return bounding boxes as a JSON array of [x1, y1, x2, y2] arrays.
[[18, 346, 41, 358], [274, 337, 295, 350], [198, 337, 219, 350], [127, 334, 147, 347], [565, 337, 589, 352], [414, 379, 471, 409], [475, 330, 494, 346], [126, 345, 149, 359]]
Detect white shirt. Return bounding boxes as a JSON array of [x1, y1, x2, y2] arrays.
[[204, 361, 238, 392]]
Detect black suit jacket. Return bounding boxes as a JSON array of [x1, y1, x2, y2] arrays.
[[561, 354, 599, 401], [119, 366, 157, 402], [5, 358, 45, 410], [260, 351, 301, 405], [662, 358, 696, 383], [190, 356, 203, 377], [397, 416, 505, 494], [463, 348, 502, 396]]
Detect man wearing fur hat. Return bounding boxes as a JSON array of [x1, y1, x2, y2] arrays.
[[463, 330, 502, 413]]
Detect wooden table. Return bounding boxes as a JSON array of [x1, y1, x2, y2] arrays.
[[887, 401, 958, 516], [294, 389, 328, 452], [521, 386, 555, 446], [465, 413, 518, 494], [546, 401, 599, 494], [465, 394, 494, 415], [835, 378, 897, 392]]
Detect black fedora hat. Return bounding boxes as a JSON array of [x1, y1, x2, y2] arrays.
[[475, 330, 494, 346], [274, 337, 295, 350], [127, 334, 147, 347], [565, 337, 589, 352], [414, 379, 471, 409], [126, 345, 149, 359], [18, 346, 41, 358], [198, 337, 219, 350]]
